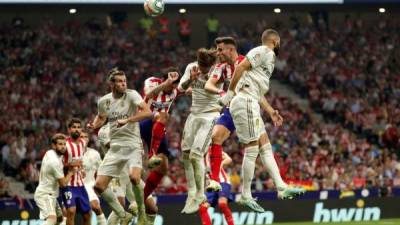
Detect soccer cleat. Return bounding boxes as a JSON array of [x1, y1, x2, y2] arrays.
[[206, 179, 222, 192], [148, 155, 162, 169], [277, 186, 306, 200], [184, 196, 206, 214], [120, 212, 133, 225], [128, 202, 138, 216], [135, 208, 147, 225], [238, 196, 265, 213]]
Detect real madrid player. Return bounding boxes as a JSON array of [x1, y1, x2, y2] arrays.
[[87, 68, 152, 225], [219, 29, 305, 212], [178, 48, 220, 214], [34, 133, 74, 225]]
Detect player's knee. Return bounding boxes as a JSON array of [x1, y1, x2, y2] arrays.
[[129, 175, 141, 185], [189, 151, 202, 162], [66, 207, 76, 216], [218, 200, 228, 209], [211, 134, 224, 145], [91, 202, 102, 215]]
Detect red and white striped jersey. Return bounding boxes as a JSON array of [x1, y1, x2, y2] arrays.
[[210, 55, 245, 85], [144, 77, 178, 113], [64, 137, 86, 187], [205, 152, 230, 184]]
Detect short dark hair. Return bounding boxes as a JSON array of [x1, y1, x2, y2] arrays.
[[108, 67, 126, 82], [197, 48, 217, 68], [215, 36, 237, 48], [162, 67, 181, 84], [67, 118, 82, 128], [51, 133, 66, 145], [261, 29, 280, 44]]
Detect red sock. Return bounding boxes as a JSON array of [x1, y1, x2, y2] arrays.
[[209, 144, 223, 182], [199, 204, 212, 225], [219, 202, 234, 225], [150, 121, 166, 156], [144, 171, 164, 199]]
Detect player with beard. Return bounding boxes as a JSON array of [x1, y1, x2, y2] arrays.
[[61, 118, 91, 225], [34, 134, 74, 225], [219, 29, 305, 213], [88, 68, 153, 225]]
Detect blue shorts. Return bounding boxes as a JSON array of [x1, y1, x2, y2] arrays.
[[61, 186, 91, 213], [206, 182, 234, 208], [139, 118, 170, 157], [215, 108, 235, 133]]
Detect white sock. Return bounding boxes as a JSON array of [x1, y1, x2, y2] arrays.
[[106, 211, 120, 225], [241, 145, 259, 199], [132, 181, 145, 210], [100, 187, 126, 218], [182, 151, 196, 198], [126, 180, 136, 203], [146, 214, 157, 225], [96, 213, 107, 225], [190, 151, 205, 199], [259, 143, 288, 191]]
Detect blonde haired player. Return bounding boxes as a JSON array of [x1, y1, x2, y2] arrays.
[[179, 48, 220, 214], [87, 68, 153, 225], [34, 133, 74, 225], [219, 29, 305, 212]]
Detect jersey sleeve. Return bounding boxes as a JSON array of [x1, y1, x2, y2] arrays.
[[130, 90, 145, 105], [143, 78, 158, 96], [246, 47, 263, 69], [97, 98, 107, 117], [178, 63, 192, 92], [209, 63, 224, 81], [51, 160, 65, 180], [94, 152, 101, 170], [264, 51, 276, 74]]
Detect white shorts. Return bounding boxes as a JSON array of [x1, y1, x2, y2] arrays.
[[84, 182, 99, 202], [230, 93, 266, 144], [181, 112, 219, 155], [34, 193, 62, 220], [97, 143, 144, 178]]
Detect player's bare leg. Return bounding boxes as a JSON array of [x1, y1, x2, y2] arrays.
[[258, 133, 305, 199], [206, 124, 231, 192], [90, 200, 106, 225]]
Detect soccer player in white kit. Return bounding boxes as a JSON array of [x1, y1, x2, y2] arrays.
[[220, 29, 305, 212], [34, 133, 74, 225], [87, 68, 153, 225], [178, 48, 221, 214], [80, 132, 107, 225]]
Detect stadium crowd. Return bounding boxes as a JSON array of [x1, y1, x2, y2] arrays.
[[1, 15, 399, 198]]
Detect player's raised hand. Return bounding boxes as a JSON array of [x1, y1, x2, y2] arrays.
[[270, 110, 283, 127], [168, 72, 179, 83], [190, 66, 200, 80], [86, 121, 94, 130], [117, 118, 128, 128]]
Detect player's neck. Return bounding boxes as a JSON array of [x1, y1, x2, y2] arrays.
[[112, 91, 124, 99], [68, 136, 80, 144]]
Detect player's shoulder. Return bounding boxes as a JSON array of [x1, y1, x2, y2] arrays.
[[44, 150, 61, 163], [126, 89, 141, 96], [98, 92, 112, 103]]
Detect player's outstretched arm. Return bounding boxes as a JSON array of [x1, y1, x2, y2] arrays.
[[117, 101, 152, 127], [146, 72, 180, 100], [205, 66, 223, 94], [259, 96, 283, 127]]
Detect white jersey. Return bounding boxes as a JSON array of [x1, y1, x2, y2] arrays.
[[98, 123, 110, 153], [236, 46, 276, 101], [178, 62, 222, 114], [82, 147, 102, 187], [144, 77, 178, 113], [97, 89, 144, 146], [35, 150, 64, 196]]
